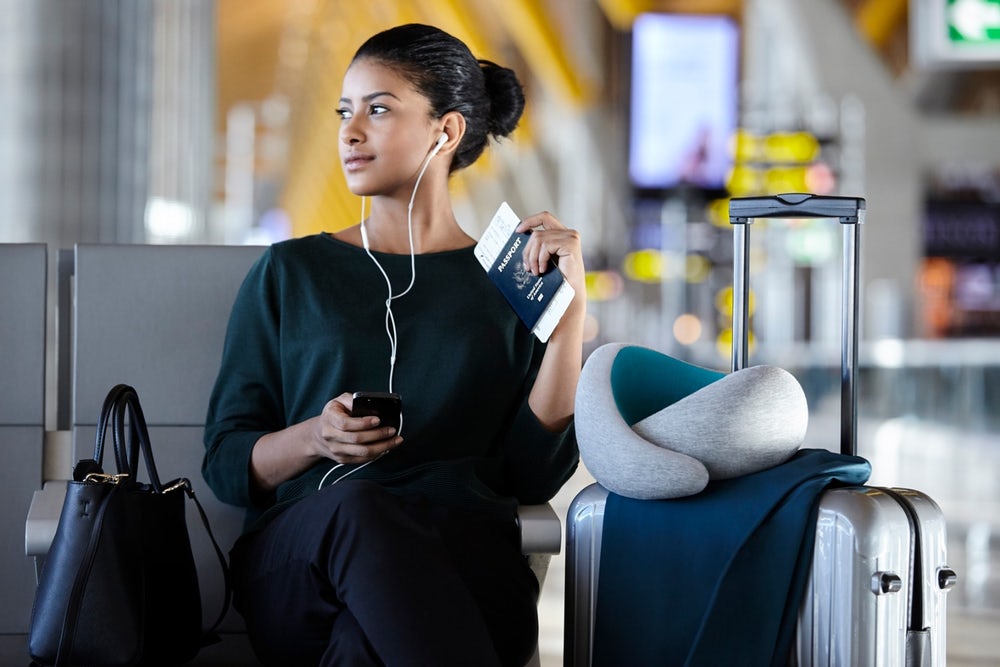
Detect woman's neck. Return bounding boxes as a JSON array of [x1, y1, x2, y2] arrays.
[[352, 195, 474, 254]]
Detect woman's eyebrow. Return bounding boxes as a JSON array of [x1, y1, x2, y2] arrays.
[[338, 91, 401, 105]]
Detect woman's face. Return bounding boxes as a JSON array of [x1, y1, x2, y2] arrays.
[[337, 58, 440, 198]]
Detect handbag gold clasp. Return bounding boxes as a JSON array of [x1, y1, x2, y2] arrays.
[[163, 479, 192, 494], [83, 472, 129, 485]]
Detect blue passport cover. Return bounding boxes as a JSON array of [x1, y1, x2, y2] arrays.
[[486, 230, 566, 331]]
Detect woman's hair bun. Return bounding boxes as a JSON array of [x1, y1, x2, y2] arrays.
[[480, 60, 525, 139]]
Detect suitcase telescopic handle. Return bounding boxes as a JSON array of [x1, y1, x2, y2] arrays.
[[729, 193, 865, 223], [728, 193, 866, 457]]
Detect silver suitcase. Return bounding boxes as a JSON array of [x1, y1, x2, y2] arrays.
[[564, 194, 957, 666], [796, 485, 953, 666]]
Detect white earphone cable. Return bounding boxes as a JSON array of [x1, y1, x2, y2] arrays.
[[359, 135, 445, 392], [320, 136, 445, 491]]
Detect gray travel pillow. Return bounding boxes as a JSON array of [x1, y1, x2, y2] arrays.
[[575, 343, 808, 500]]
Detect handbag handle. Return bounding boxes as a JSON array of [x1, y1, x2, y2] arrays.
[[86, 383, 166, 492], [73, 384, 134, 482], [112, 388, 166, 493], [90, 383, 134, 474]]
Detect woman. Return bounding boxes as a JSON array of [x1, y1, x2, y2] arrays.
[[203, 23, 585, 666]]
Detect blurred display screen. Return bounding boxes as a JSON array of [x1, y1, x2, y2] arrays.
[[924, 200, 1000, 259], [628, 13, 739, 192]]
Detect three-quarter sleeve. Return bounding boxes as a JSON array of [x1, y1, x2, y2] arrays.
[[202, 249, 284, 512]]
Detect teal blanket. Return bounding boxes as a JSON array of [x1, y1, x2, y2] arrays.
[[593, 448, 871, 666]]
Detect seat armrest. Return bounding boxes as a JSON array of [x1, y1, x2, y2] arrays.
[[30, 487, 563, 557], [517, 503, 562, 555], [26, 481, 67, 557], [42, 430, 73, 483]]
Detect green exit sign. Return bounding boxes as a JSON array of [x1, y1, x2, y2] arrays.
[[914, 0, 1000, 66], [947, 0, 1000, 44]]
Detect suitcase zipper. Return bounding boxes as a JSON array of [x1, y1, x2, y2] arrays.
[[880, 487, 931, 667]]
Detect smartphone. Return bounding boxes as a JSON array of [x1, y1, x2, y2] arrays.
[[351, 391, 402, 433]]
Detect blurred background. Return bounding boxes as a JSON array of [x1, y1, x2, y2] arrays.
[[2, 0, 999, 664]]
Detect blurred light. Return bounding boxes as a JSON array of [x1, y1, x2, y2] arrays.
[[786, 223, 836, 265], [661, 251, 685, 280], [730, 130, 821, 164], [715, 286, 756, 317], [763, 166, 809, 193], [673, 313, 703, 345], [685, 255, 712, 283], [727, 129, 824, 197], [623, 249, 663, 283], [260, 95, 290, 129], [717, 327, 733, 359], [716, 327, 755, 359], [585, 270, 625, 301], [243, 208, 292, 245], [726, 164, 762, 196], [920, 257, 955, 290], [145, 197, 194, 240], [954, 263, 995, 307], [729, 164, 816, 195], [706, 198, 732, 228], [730, 129, 759, 162], [716, 286, 733, 316], [762, 131, 820, 163], [919, 258, 956, 337], [804, 162, 837, 194], [870, 338, 905, 368]]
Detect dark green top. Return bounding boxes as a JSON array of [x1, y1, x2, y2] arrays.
[[203, 233, 578, 531]]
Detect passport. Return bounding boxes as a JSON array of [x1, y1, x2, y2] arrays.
[[475, 202, 575, 342]]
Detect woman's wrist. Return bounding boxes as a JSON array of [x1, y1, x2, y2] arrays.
[[250, 419, 324, 493]]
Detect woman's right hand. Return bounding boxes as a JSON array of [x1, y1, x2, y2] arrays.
[[250, 393, 402, 493], [311, 392, 403, 464]]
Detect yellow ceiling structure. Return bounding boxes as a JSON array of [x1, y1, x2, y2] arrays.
[[596, 0, 740, 28], [853, 0, 907, 48], [216, 0, 287, 131]]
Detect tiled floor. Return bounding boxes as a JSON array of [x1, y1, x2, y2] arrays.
[[539, 413, 1000, 666]]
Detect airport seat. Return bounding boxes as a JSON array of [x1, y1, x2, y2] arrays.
[[24, 243, 560, 666], [0, 245, 47, 637]]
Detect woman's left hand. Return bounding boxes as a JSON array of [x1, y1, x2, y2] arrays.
[[517, 211, 586, 430], [516, 211, 585, 300]]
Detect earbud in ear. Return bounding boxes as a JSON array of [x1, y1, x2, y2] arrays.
[[426, 133, 448, 159]]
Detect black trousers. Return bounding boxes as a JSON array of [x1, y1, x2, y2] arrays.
[[230, 480, 540, 666]]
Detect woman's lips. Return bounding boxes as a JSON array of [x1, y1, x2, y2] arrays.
[[344, 153, 374, 171]]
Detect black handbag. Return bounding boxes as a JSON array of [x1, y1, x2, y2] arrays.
[[28, 384, 231, 666]]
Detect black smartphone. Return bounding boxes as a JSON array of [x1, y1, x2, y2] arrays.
[[351, 391, 402, 433]]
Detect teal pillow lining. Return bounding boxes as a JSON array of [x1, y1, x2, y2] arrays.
[[610, 347, 726, 426]]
